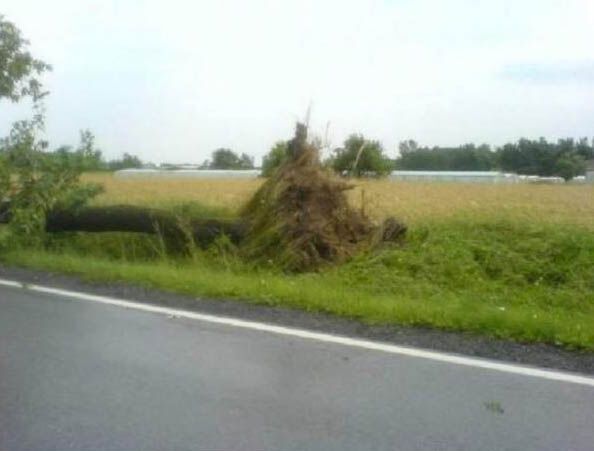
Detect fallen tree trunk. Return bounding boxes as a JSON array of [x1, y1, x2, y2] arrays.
[[1, 124, 406, 269], [0, 203, 247, 248]]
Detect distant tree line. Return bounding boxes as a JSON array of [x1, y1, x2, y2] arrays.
[[496, 138, 593, 181], [396, 137, 594, 181], [2, 137, 260, 173], [261, 135, 594, 181], [6, 127, 590, 180], [1, 129, 147, 171], [396, 141, 495, 171]]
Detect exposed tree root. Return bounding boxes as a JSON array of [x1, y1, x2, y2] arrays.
[[240, 123, 406, 271]]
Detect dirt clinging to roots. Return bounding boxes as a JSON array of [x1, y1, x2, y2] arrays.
[[240, 123, 406, 272]]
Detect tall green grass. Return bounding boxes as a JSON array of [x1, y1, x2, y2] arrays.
[[3, 213, 593, 349]]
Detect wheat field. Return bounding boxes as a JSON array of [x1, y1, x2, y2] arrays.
[[83, 173, 594, 228]]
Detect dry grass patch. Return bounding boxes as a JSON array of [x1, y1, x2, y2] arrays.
[[348, 181, 594, 228], [83, 173, 262, 212], [83, 173, 594, 228]]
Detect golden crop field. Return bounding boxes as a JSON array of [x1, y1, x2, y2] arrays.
[[83, 173, 594, 228]]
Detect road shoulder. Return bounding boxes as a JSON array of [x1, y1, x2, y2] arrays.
[[1, 264, 593, 375]]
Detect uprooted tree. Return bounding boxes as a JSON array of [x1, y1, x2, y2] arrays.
[[239, 123, 405, 271], [1, 123, 405, 271], [0, 16, 404, 271]]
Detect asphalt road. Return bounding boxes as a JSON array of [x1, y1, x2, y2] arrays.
[[1, 285, 593, 451]]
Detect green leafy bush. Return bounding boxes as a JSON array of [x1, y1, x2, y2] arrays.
[[0, 16, 101, 246], [329, 134, 392, 177], [261, 141, 288, 177]]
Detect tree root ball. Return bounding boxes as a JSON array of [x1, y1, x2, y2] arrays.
[[240, 123, 406, 272]]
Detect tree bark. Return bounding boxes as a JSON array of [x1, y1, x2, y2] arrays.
[[0, 204, 246, 248]]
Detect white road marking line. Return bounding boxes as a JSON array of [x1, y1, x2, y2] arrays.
[[1, 277, 593, 387]]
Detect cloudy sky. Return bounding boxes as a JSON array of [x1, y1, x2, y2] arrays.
[[1, 0, 593, 164]]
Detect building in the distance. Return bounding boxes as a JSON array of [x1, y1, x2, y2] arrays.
[[388, 171, 520, 184], [114, 169, 260, 179]]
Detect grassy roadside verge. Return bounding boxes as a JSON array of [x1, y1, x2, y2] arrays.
[[3, 218, 593, 350]]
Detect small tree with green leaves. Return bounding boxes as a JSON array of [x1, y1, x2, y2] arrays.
[[0, 15, 51, 102], [555, 153, 586, 181], [330, 134, 392, 177], [0, 15, 101, 246], [0, 120, 102, 244], [76, 129, 103, 171], [261, 141, 288, 177], [209, 148, 254, 169], [107, 153, 143, 170], [238, 152, 254, 169]]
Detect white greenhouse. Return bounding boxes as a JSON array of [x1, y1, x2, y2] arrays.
[[114, 169, 261, 179], [388, 171, 520, 184], [113, 168, 590, 184]]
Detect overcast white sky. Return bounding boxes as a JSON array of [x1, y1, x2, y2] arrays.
[[1, 0, 594, 164]]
